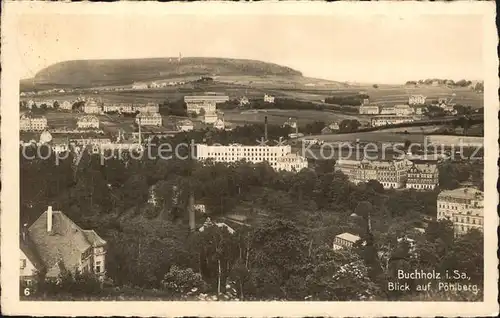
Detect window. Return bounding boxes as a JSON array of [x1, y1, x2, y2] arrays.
[[95, 261, 102, 273], [20, 259, 27, 269]]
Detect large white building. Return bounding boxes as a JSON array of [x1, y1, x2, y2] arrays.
[[77, 115, 100, 129], [184, 94, 229, 114], [196, 144, 307, 172], [394, 104, 415, 116], [136, 113, 162, 126], [136, 103, 159, 114], [276, 153, 309, 172], [20, 114, 48, 131], [380, 106, 396, 115], [103, 103, 158, 114], [359, 105, 380, 115], [335, 159, 410, 189], [408, 95, 426, 105], [405, 161, 439, 190], [437, 187, 484, 236], [371, 115, 414, 127]]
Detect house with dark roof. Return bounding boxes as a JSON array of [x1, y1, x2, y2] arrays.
[[22, 206, 107, 282], [20, 230, 44, 286]]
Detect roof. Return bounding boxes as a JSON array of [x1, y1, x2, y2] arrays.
[[178, 119, 194, 126], [199, 218, 235, 234], [28, 210, 106, 274], [137, 112, 161, 118], [336, 232, 361, 243], [78, 115, 99, 122], [277, 152, 307, 162], [410, 162, 438, 173], [20, 234, 45, 272], [438, 187, 484, 200]]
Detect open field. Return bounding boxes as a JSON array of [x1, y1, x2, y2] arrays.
[[21, 80, 483, 110], [223, 109, 364, 126], [302, 131, 427, 144]]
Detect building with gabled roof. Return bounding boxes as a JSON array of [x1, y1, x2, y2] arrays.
[[77, 115, 100, 129], [136, 112, 162, 126], [20, 232, 45, 286], [408, 94, 426, 105], [406, 161, 439, 190], [24, 206, 107, 280]]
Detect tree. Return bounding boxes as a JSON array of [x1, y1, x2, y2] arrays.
[[162, 265, 207, 296], [372, 84, 379, 89], [305, 246, 380, 300]]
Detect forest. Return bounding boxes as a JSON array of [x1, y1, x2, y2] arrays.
[[20, 130, 484, 301]]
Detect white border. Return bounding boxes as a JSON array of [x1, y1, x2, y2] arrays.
[[1, 1, 498, 317]]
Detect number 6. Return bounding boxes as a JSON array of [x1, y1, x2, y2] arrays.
[[24, 288, 30, 296]]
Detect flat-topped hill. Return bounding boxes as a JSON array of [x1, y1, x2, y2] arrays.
[[22, 57, 303, 88]]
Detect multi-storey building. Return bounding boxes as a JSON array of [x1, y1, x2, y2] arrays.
[[20, 115, 32, 131], [276, 153, 309, 172], [77, 115, 100, 129], [31, 116, 48, 131], [136, 113, 162, 126], [184, 94, 229, 114], [83, 100, 101, 114], [336, 159, 409, 189], [264, 94, 275, 103], [437, 187, 484, 235], [408, 95, 426, 105], [380, 106, 396, 115], [135, 103, 159, 114], [405, 161, 439, 190], [394, 104, 414, 116], [359, 105, 380, 115], [332, 232, 361, 250], [358, 160, 409, 189], [197, 144, 306, 171], [20, 206, 107, 283], [371, 115, 414, 127], [20, 114, 48, 131]]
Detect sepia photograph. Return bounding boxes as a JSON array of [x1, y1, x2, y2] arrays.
[[1, 1, 498, 317]]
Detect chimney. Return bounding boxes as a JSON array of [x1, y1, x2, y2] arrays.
[[264, 116, 268, 141], [188, 192, 196, 232], [22, 223, 28, 241], [47, 206, 53, 232]]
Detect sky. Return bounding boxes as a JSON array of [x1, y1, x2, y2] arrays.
[[14, 13, 484, 84]]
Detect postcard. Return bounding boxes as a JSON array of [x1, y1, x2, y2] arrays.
[[1, 1, 498, 316]]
